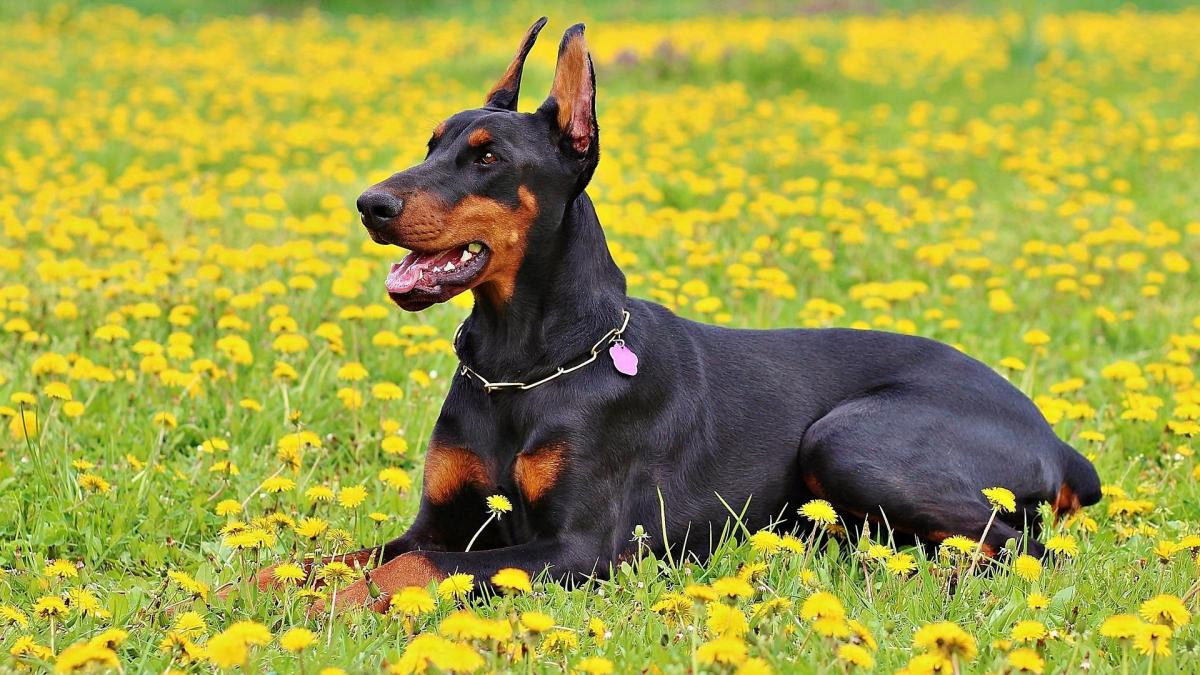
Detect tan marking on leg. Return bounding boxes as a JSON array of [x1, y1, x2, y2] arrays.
[[216, 547, 382, 600], [926, 529, 1001, 558], [515, 442, 568, 503], [424, 444, 491, 505], [803, 473, 828, 499], [312, 553, 446, 615], [1053, 482, 1081, 522]]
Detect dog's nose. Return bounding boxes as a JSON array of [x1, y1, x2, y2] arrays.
[[357, 190, 405, 230]]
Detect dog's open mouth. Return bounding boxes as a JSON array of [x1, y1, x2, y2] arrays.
[[385, 242, 491, 307]]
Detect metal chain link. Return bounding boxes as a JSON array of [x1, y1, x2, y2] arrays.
[[453, 310, 630, 393]]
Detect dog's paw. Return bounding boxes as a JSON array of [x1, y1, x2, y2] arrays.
[[215, 559, 312, 601], [309, 553, 444, 616]]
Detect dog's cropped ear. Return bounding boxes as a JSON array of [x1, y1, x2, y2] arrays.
[[484, 17, 548, 111], [540, 23, 597, 156]]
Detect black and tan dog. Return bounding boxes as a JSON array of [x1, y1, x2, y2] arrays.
[[246, 19, 1101, 612]]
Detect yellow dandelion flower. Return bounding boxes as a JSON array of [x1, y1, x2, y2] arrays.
[[575, 656, 615, 674], [1011, 620, 1048, 643], [206, 630, 248, 669], [390, 586, 436, 617], [711, 576, 756, 599], [1138, 594, 1190, 630], [272, 562, 306, 584], [294, 517, 329, 540], [280, 627, 317, 652], [317, 561, 355, 586], [886, 552, 918, 577], [1027, 592, 1049, 610], [837, 643, 875, 668], [438, 573, 474, 600], [486, 494, 513, 515], [1044, 534, 1078, 557], [734, 657, 772, 675], [705, 602, 749, 637], [1007, 647, 1045, 673], [799, 499, 838, 526], [33, 595, 69, 620], [43, 559, 78, 579], [305, 485, 334, 502], [520, 611, 555, 633], [337, 485, 368, 508], [912, 621, 977, 662], [54, 641, 119, 673], [982, 486, 1016, 512], [940, 535, 979, 555], [800, 591, 845, 621], [695, 635, 747, 666], [1133, 622, 1172, 656], [491, 567, 531, 593]]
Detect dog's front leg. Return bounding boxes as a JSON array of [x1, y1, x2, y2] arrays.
[[317, 536, 599, 613], [219, 512, 445, 601]]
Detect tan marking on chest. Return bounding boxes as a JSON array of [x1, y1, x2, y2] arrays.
[[514, 442, 568, 503], [424, 444, 492, 505]]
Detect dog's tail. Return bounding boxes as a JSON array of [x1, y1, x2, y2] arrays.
[[1059, 444, 1102, 509]]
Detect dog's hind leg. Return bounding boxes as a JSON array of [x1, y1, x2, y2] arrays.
[[797, 393, 1057, 559]]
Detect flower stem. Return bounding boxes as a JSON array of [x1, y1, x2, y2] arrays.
[[464, 513, 496, 553], [326, 584, 338, 645], [965, 508, 998, 578]]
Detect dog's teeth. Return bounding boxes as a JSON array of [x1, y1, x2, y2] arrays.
[[467, 242, 482, 253], [445, 262, 455, 271], [460, 250, 472, 262]]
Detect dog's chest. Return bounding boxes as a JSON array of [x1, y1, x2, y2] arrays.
[[421, 423, 571, 508]]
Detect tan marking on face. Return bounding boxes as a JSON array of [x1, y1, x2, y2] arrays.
[[467, 128, 492, 147], [396, 187, 539, 307], [431, 121, 447, 141], [514, 442, 567, 503], [424, 444, 491, 505]]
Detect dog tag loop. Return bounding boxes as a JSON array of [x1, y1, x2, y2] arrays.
[[609, 340, 638, 376]]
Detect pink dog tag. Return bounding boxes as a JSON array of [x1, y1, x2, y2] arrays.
[[609, 342, 638, 376]]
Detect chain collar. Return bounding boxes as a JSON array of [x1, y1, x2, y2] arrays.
[[452, 310, 631, 393]]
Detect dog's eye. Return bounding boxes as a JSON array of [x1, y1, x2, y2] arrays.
[[478, 151, 498, 166]]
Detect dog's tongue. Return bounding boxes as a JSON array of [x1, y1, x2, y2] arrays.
[[386, 248, 462, 294], [386, 250, 436, 294], [385, 260, 422, 294]]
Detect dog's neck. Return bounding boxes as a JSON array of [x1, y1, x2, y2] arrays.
[[458, 191, 627, 381]]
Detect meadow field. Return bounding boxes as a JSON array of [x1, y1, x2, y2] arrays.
[[2, 0, 1199, 672]]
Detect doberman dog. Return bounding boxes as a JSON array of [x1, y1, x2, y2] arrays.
[[243, 19, 1102, 612]]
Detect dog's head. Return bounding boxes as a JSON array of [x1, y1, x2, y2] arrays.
[[358, 19, 599, 311]]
